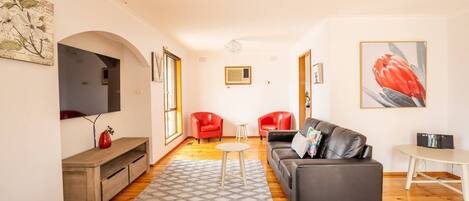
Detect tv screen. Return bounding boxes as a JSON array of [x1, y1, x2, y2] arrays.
[[58, 44, 121, 120]]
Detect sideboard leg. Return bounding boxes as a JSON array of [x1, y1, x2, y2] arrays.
[[462, 164, 469, 201], [405, 156, 416, 190]]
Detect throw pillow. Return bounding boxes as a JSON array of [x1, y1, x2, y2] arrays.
[[306, 127, 322, 156], [291, 132, 310, 158]]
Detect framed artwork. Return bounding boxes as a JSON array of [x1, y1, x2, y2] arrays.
[[225, 66, 251, 85], [360, 41, 427, 108], [0, 0, 54, 65], [151, 51, 163, 82], [312, 63, 324, 84]]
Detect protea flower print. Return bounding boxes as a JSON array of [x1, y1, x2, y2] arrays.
[[362, 42, 427, 108]]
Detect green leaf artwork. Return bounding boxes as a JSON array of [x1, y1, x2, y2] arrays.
[[0, 0, 54, 65], [19, 0, 39, 9], [0, 40, 22, 50]]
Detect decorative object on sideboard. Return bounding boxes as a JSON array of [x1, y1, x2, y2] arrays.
[[83, 113, 102, 148], [225, 66, 252, 85], [312, 63, 324, 84], [224, 39, 242, 53], [151, 51, 164, 82], [99, 126, 115, 149], [0, 0, 54, 65], [417, 133, 454, 149], [360, 41, 427, 108]]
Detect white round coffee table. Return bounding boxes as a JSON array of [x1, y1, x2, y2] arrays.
[[216, 143, 250, 188]]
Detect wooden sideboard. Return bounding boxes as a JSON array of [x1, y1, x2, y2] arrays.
[[62, 137, 150, 201]]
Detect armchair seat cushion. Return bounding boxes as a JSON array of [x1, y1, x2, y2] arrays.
[[261, 124, 277, 130], [200, 125, 220, 132]]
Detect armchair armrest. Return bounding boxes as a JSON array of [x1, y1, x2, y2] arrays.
[[291, 159, 383, 201], [267, 130, 298, 142]]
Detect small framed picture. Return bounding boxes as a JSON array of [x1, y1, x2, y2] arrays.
[[312, 63, 324, 84], [151, 52, 164, 82]]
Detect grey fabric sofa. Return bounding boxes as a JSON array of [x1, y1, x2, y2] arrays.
[[267, 118, 383, 201]]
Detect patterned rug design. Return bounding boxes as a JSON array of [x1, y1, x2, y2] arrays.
[[135, 160, 273, 201]]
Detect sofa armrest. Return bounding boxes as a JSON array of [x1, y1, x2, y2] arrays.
[[267, 130, 298, 142], [291, 159, 383, 201]]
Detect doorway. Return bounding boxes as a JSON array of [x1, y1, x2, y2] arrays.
[[298, 50, 312, 127]]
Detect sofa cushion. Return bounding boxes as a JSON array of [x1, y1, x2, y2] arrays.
[[272, 149, 302, 166], [324, 127, 367, 159], [279, 160, 298, 188], [291, 133, 310, 158], [267, 141, 292, 162], [299, 118, 322, 136], [268, 141, 292, 152], [200, 125, 220, 132], [314, 122, 338, 158], [261, 124, 277, 130]]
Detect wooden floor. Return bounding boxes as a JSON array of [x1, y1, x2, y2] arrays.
[[113, 137, 464, 201]]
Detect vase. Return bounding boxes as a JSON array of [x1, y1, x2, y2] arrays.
[[99, 131, 112, 149]]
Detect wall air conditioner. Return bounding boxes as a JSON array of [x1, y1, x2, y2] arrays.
[[225, 66, 252, 85]]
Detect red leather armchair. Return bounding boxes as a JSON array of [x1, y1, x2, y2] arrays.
[[191, 112, 224, 144], [258, 111, 292, 140]]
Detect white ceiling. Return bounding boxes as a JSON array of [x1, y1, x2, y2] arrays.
[[116, 0, 469, 52]]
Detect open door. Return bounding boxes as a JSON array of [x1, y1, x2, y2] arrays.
[[299, 50, 312, 127]]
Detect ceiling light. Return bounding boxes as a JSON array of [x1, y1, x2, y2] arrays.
[[225, 40, 242, 53]]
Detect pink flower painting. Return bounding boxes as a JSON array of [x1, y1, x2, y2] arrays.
[[361, 42, 426, 108]]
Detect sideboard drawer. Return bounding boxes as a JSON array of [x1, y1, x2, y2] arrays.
[[101, 166, 129, 201], [129, 154, 148, 182]]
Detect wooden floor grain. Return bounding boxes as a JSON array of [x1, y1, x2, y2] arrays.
[[112, 137, 464, 201]]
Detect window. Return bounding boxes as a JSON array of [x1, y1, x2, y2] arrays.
[[164, 50, 183, 143]]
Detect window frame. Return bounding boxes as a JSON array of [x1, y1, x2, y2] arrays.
[[163, 49, 183, 144]]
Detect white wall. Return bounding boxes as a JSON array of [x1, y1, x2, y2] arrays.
[[185, 51, 291, 136], [290, 16, 449, 172], [448, 11, 469, 150], [290, 20, 331, 127], [447, 11, 469, 176], [0, 0, 190, 200], [55, 0, 191, 164], [0, 58, 63, 201], [59, 32, 152, 159]]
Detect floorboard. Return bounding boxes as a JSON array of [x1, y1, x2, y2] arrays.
[[112, 137, 464, 201]]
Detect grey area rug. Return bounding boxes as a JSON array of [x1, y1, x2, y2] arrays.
[[135, 160, 273, 201]]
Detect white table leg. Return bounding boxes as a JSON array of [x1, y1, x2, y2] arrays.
[[221, 152, 228, 188], [236, 126, 240, 142], [405, 156, 416, 190], [243, 125, 248, 141], [413, 158, 419, 178], [239, 151, 247, 187], [462, 164, 469, 201]]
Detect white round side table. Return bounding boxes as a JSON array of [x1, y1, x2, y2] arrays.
[[215, 143, 250, 188], [235, 122, 248, 142]]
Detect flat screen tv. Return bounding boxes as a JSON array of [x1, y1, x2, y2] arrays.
[[58, 44, 121, 120]]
